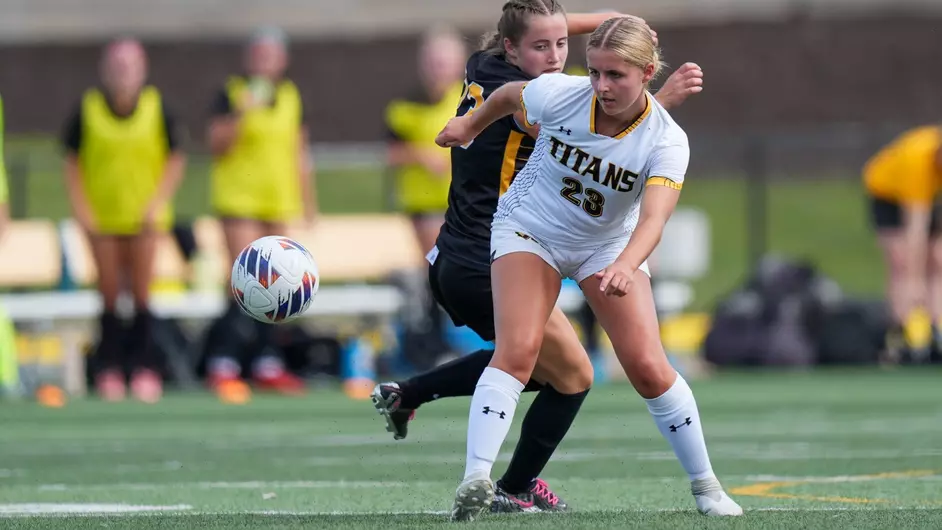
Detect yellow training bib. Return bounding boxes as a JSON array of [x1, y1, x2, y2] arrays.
[[211, 77, 303, 222], [79, 86, 171, 234], [385, 82, 463, 214]]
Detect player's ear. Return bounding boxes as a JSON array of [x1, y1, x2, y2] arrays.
[[503, 37, 517, 61], [641, 63, 656, 84]]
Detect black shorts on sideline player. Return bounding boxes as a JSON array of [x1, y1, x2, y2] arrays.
[[869, 196, 942, 235], [428, 252, 496, 342]]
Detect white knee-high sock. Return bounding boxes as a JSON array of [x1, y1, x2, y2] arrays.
[[463, 367, 525, 480], [645, 373, 716, 482]]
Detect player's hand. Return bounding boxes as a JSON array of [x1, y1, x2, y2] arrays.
[[624, 15, 657, 46], [436, 115, 477, 148], [654, 63, 703, 110], [595, 261, 637, 297]]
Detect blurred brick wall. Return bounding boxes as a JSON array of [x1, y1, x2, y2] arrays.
[[1, 15, 940, 146]]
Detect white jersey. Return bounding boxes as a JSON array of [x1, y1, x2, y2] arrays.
[[494, 73, 689, 248]]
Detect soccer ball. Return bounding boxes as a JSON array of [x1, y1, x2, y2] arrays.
[[230, 235, 320, 324]]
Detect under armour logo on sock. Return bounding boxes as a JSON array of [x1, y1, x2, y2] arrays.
[[482, 406, 506, 419], [669, 417, 693, 432], [558, 126, 571, 135]]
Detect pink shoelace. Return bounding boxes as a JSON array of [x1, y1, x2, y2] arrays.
[[532, 478, 559, 506]]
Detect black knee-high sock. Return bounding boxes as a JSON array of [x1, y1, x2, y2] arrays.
[[96, 311, 125, 372], [206, 301, 250, 364], [254, 318, 277, 355], [129, 309, 157, 372], [498, 385, 590, 494], [398, 349, 543, 410]]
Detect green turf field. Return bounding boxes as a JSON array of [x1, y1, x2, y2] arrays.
[[5, 138, 885, 309], [1, 369, 940, 529]]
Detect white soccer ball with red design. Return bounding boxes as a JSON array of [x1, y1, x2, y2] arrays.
[[230, 235, 319, 323]]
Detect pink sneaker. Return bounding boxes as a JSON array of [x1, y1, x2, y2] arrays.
[[95, 369, 126, 402], [130, 369, 163, 404]]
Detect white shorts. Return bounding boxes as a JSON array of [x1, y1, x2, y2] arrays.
[[490, 219, 649, 284]]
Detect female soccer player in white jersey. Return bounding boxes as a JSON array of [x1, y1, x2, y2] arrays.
[[437, 17, 743, 520]]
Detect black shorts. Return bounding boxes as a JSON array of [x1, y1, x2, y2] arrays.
[[869, 196, 942, 235], [428, 252, 495, 342]]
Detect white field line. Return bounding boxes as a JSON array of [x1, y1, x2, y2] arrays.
[[4, 416, 942, 457], [283, 447, 942, 468], [4, 439, 942, 464], [0, 503, 192, 515], [2, 473, 940, 518], [36, 480, 414, 492], [25, 471, 942, 493], [31, 477, 686, 493], [3, 446, 941, 485]]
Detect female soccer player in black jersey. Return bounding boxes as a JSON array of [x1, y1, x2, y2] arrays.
[[372, 0, 704, 513]]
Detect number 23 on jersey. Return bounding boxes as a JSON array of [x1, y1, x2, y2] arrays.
[[560, 177, 605, 217]]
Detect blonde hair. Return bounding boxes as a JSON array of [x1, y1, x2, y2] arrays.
[[480, 0, 566, 55], [586, 17, 663, 82]]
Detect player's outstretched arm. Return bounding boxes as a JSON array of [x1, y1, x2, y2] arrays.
[[436, 81, 526, 148], [653, 63, 703, 110]]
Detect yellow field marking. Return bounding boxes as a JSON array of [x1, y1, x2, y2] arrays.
[[729, 470, 937, 505]]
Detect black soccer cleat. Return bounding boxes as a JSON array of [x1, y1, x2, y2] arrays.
[[491, 478, 568, 513], [370, 382, 415, 441]]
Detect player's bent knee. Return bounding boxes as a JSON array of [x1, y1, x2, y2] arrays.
[[537, 353, 593, 394], [537, 310, 593, 393], [566, 358, 594, 393], [493, 333, 543, 380], [622, 352, 676, 399]]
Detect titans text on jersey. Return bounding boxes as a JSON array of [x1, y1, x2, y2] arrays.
[[548, 135, 640, 193]]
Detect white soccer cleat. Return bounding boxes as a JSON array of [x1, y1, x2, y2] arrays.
[[692, 478, 744, 516], [450, 472, 495, 522]]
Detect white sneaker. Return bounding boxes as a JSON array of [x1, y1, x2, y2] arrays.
[[451, 472, 495, 522], [692, 477, 744, 516]]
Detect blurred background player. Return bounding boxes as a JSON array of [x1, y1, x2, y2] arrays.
[[61, 38, 187, 403], [203, 27, 318, 398], [383, 26, 466, 370], [863, 124, 942, 363], [385, 26, 466, 255]]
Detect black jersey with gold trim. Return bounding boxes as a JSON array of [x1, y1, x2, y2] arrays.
[[437, 51, 537, 268]]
